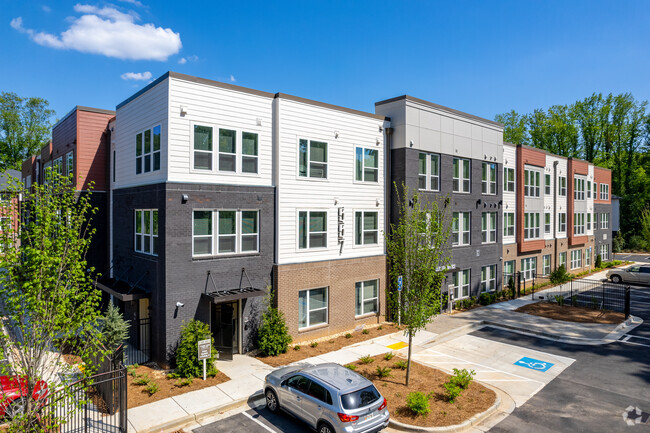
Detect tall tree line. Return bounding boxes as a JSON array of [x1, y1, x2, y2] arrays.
[[495, 93, 650, 249]]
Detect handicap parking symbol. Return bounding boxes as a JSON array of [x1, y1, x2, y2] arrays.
[[514, 356, 554, 372]]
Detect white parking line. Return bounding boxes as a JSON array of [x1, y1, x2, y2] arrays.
[[243, 411, 277, 433], [621, 340, 650, 348]]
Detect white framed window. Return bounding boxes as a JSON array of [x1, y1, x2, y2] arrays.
[[587, 181, 592, 198], [452, 212, 471, 246], [545, 174, 551, 195], [298, 211, 327, 249], [452, 158, 470, 193], [192, 210, 259, 256], [586, 247, 592, 266], [480, 265, 496, 292], [574, 177, 585, 200], [558, 176, 567, 196], [573, 212, 585, 235], [355, 279, 378, 316], [594, 212, 598, 229], [481, 212, 497, 244], [559, 252, 567, 268], [192, 125, 259, 174], [571, 250, 582, 269], [600, 213, 609, 229], [600, 183, 609, 200], [482, 162, 497, 195], [193, 125, 213, 170], [521, 257, 536, 280], [299, 287, 328, 329], [218, 129, 237, 172], [65, 151, 74, 178], [600, 244, 610, 261], [524, 169, 541, 197], [242, 132, 259, 174], [524, 212, 540, 240], [504, 260, 515, 281], [587, 213, 591, 231], [418, 152, 440, 191], [356, 147, 379, 183], [544, 212, 551, 234], [453, 269, 470, 300], [136, 125, 161, 174], [504, 167, 515, 192], [299, 139, 328, 179], [558, 212, 566, 233], [53, 157, 63, 175], [542, 254, 551, 276], [135, 209, 158, 256], [504, 212, 515, 237], [355, 211, 378, 245]]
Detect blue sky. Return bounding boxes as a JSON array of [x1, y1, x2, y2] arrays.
[[2, 1, 650, 122]]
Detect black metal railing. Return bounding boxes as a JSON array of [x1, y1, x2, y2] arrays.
[[123, 317, 150, 365], [542, 278, 629, 314]]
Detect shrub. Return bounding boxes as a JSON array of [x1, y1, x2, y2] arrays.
[[345, 364, 357, 371], [479, 293, 490, 306], [595, 254, 602, 269], [175, 377, 193, 387], [377, 325, 383, 330], [362, 329, 369, 335], [310, 341, 318, 348], [133, 375, 150, 386], [345, 333, 353, 339], [550, 265, 571, 284], [455, 300, 462, 310], [394, 360, 408, 370], [554, 295, 565, 306], [376, 366, 392, 378], [571, 295, 578, 307], [293, 345, 301, 351], [449, 368, 475, 389], [359, 355, 374, 364], [613, 232, 625, 253], [406, 392, 430, 416], [100, 303, 130, 352], [127, 364, 139, 377], [591, 296, 600, 309], [443, 382, 462, 403], [145, 382, 160, 395], [175, 319, 218, 378], [384, 352, 395, 361], [258, 305, 292, 356]]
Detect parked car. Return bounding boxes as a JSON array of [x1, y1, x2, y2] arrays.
[[0, 376, 49, 420], [607, 265, 650, 285], [264, 363, 389, 433]]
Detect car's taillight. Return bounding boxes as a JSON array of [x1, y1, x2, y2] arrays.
[[378, 398, 387, 411], [337, 413, 359, 423]]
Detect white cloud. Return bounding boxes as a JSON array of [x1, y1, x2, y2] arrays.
[[177, 57, 186, 64], [118, 0, 144, 7], [229, 75, 236, 82], [10, 4, 181, 61], [121, 71, 152, 81], [177, 55, 198, 64], [42, 5, 52, 12]]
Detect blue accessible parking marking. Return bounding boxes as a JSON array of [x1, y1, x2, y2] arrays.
[[514, 356, 555, 372]]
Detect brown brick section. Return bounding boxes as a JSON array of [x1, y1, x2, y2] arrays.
[[516, 145, 547, 254], [274, 255, 386, 342], [594, 167, 611, 204], [568, 158, 590, 247], [504, 237, 596, 276]]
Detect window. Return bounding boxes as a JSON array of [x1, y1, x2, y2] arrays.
[[299, 287, 328, 329], [587, 181, 592, 198], [53, 157, 63, 176], [593, 182, 598, 198], [524, 212, 540, 240], [299, 139, 327, 179], [481, 212, 497, 244], [65, 151, 73, 178], [299, 211, 327, 249], [600, 213, 609, 229], [573, 212, 585, 235], [558, 176, 566, 196], [544, 212, 551, 234], [453, 269, 470, 299], [545, 174, 551, 195], [600, 183, 609, 200], [558, 213, 566, 233], [524, 169, 541, 197], [307, 380, 332, 405], [135, 210, 158, 256], [25, 175, 31, 190], [218, 129, 237, 172], [586, 247, 592, 266], [418, 152, 440, 190], [521, 257, 536, 280], [452, 212, 471, 246], [356, 147, 379, 183], [504, 261, 515, 281], [600, 244, 610, 261], [574, 177, 585, 200], [482, 162, 496, 195], [571, 250, 582, 269], [594, 212, 598, 230], [503, 212, 515, 237], [355, 211, 378, 245], [193, 125, 259, 174], [136, 125, 161, 174], [504, 168, 515, 192], [193, 125, 213, 170], [480, 265, 496, 292], [452, 158, 470, 193], [242, 132, 259, 174], [355, 279, 378, 316], [542, 255, 551, 276], [192, 210, 259, 256], [559, 252, 567, 268], [587, 213, 591, 231]]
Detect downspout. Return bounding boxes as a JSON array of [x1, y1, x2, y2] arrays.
[[384, 126, 393, 322], [553, 161, 558, 269]]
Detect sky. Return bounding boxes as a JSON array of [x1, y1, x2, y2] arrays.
[[2, 0, 650, 123]]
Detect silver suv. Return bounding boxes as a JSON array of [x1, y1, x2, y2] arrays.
[[264, 363, 389, 433]]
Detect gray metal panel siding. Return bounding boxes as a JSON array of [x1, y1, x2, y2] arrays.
[[594, 203, 612, 256]]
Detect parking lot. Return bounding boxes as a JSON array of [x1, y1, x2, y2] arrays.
[[193, 405, 309, 433]]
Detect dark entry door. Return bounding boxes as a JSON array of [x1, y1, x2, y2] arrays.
[[212, 301, 238, 361]]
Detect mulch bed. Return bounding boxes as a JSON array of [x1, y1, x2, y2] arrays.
[[350, 354, 495, 427], [515, 302, 624, 324], [256, 323, 403, 367]]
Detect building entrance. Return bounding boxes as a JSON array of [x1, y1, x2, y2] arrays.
[[211, 301, 239, 361]]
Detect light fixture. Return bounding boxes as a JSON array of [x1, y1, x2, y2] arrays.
[[176, 302, 184, 308], [182, 194, 189, 203], [180, 106, 187, 116], [334, 131, 339, 138], [256, 118, 262, 126]]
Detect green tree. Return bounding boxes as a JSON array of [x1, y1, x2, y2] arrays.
[[257, 290, 292, 356], [495, 110, 528, 145], [640, 207, 650, 251], [100, 303, 131, 352], [175, 319, 218, 378], [0, 92, 54, 171], [385, 184, 452, 386], [0, 171, 102, 432]]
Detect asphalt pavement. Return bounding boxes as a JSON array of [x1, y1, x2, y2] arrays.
[[193, 405, 309, 433], [614, 252, 650, 264]]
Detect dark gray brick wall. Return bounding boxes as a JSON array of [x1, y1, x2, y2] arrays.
[[594, 203, 613, 258]]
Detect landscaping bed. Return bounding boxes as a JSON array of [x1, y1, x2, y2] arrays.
[[126, 363, 230, 408], [256, 323, 402, 367], [348, 354, 496, 428], [515, 302, 624, 324]]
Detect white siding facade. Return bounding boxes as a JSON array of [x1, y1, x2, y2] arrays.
[[503, 144, 517, 245]]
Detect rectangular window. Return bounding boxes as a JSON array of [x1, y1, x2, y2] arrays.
[[600, 244, 609, 261], [504, 260, 515, 281], [594, 212, 598, 230], [193, 210, 259, 256], [481, 212, 497, 244], [587, 181, 592, 198], [299, 139, 328, 179], [482, 162, 496, 195], [299, 211, 327, 249], [587, 213, 591, 231], [521, 257, 536, 280], [524, 212, 541, 240], [356, 147, 379, 183], [543, 254, 551, 276], [544, 212, 551, 234], [573, 212, 585, 235], [601, 213, 609, 229], [218, 129, 237, 172], [574, 178, 585, 200], [136, 125, 161, 174], [53, 157, 63, 175], [504, 167, 515, 192], [593, 182, 597, 198], [480, 265, 496, 293], [65, 151, 74, 178], [558, 176, 567, 196], [545, 174, 551, 195], [524, 169, 541, 197], [558, 212, 566, 233], [571, 250, 582, 269], [452, 212, 471, 246], [135, 209, 158, 256], [193, 211, 213, 255], [586, 247, 592, 266], [355, 279, 378, 316], [452, 158, 471, 193], [193, 125, 213, 170], [503, 212, 515, 237], [559, 252, 567, 268], [355, 211, 378, 245], [453, 269, 470, 299], [418, 152, 440, 191], [299, 287, 328, 329], [600, 183, 609, 200], [217, 211, 237, 253], [242, 132, 259, 174]]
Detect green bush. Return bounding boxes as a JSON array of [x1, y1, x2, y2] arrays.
[[394, 360, 408, 370], [175, 319, 218, 378], [384, 352, 395, 361], [572, 295, 578, 307], [345, 364, 357, 371], [479, 293, 490, 306], [362, 329, 369, 335], [613, 232, 625, 253], [127, 364, 139, 377], [100, 303, 130, 352], [293, 345, 300, 351], [174, 377, 193, 387], [376, 366, 392, 378], [554, 295, 565, 306], [449, 368, 475, 389], [133, 375, 151, 386], [310, 341, 318, 348], [595, 254, 602, 269], [258, 306, 292, 356], [454, 300, 462, 310], [406, 392, 430, 416], [550, 265, 571, 284], [345, 333, 353, 339], [443, 382, 462, 403], [359, 355, 374, 364], [145, 382, 159, 395]]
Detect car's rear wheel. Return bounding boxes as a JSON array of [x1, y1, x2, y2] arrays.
[[611, 275, 622, 284], [318, 421, 335, 433], [265, 389, 279, 413]]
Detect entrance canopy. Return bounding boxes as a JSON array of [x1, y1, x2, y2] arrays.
[[202, 268, 266, 304], [95, 276, 150, 302]]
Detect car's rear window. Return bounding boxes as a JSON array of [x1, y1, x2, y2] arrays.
[[340, 385, 380, 410]]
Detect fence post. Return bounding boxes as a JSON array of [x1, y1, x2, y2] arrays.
[[532, 274, 535, 300], [84, 383, 89, 433], [625, 286, 631, 319], [517, 271, 521, 298], [570, 278, 573, 301]]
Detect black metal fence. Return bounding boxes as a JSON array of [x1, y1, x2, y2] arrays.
[[123, 317, 150, 365], [541, 278, 630, 316]]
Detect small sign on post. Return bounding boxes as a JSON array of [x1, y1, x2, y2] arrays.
[[397, 276, 403, 326], [198, 339, 211, 381]]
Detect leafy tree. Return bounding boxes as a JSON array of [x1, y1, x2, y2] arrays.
[[175, 319, 218, 378], [0, 92, 54, 171], [0, 171, 102, 432], [639, 207, 650, 251], [257, 290, 292, 356], [385, 184, 452, 386], [495, 110, 528, 145], [100, 303, 131, 352]]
